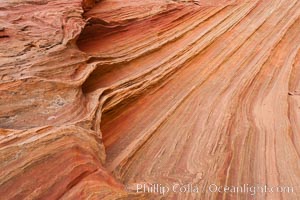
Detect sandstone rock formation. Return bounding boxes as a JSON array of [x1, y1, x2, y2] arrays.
[[1, 0, 300, 199]]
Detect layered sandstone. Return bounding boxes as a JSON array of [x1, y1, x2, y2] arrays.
[[1, 0, 300, 199]]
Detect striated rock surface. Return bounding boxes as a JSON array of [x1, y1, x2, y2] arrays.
[[1, 0, 300, 199]]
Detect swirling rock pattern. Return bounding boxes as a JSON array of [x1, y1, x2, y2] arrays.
[[0, 0, 300, 199]]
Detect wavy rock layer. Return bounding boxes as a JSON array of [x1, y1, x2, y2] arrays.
[[1, 0, 300, 199]]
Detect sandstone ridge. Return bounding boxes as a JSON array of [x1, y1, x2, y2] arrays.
[[1, 0, 300, 199]]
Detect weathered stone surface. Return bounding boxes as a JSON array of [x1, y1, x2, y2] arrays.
[[1, 0, 300, 199]]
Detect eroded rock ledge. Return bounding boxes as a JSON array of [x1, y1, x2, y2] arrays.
[[1, 0, 300, 199]]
